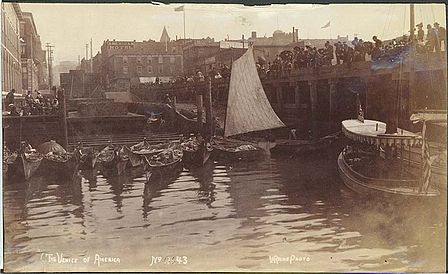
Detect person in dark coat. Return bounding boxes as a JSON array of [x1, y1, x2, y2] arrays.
[[434, 22, 446, 51], [372, 36, 382, 48], [416, 23, 425, 42], [25, 90, 33, 106], [36, 91, 44, 104], [325, 41, 334, 65], [426, 24, 439, 52]]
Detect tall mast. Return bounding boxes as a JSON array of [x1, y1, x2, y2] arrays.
[[409, 4, 416, 116]]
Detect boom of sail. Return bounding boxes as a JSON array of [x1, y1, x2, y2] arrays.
[[224, 47, 285, 137]]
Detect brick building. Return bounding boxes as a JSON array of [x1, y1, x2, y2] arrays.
[[181, 37, 220, 75], [1, 3, 22, 94], [20, 12, 47, 92], [99, 28, 183, 93]]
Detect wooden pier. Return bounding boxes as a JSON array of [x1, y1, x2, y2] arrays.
[[68, 132, 183, 150]]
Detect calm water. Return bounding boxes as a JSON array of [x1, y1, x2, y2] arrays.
[[3, 147, 446, 272]]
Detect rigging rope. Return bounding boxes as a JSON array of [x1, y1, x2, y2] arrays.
[[381, 5, 393, 39]]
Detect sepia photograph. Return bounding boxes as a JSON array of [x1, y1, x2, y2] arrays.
[[1, 1, 447, 272]]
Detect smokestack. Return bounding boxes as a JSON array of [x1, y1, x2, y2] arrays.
[[295, 29, 299, 41], [90, 38, 93, 73], [251, 31, 257, 39], [292, 27, 295, 42], [242, 34, 245, 48]]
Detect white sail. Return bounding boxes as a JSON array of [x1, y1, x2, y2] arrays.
[[224, 47, 285, 137]]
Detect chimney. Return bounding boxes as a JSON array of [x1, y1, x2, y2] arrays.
[[242, 34, 245, 48], [251, 31, 257, 39]]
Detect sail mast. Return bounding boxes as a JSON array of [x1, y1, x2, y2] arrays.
[[409, 3, 417, 116]]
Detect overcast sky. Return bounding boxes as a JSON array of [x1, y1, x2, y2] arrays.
[[20, 3, 446, 63]]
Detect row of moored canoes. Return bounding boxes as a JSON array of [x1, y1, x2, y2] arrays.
[[2, 136, 267, 182]]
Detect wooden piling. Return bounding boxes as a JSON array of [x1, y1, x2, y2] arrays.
[[204, 77, 213, 138], [58, 88, 69, 149], [196, 93, 203, 134]]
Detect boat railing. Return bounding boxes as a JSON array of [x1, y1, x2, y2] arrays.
[[341, 148, 420, 186]]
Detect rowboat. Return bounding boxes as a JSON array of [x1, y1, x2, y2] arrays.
[[143, 144, 183, 179], [97, 145, 129, 177], [271, 132, 340, 155], [212, 136, 265, 161], [181, 136, 213, 167]]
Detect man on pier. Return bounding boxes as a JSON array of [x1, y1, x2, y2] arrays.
[[416, 23, 425, 43], [426, 24, 439, 52], [434, 22, 445, 51], [325, 41, 334, 65], [5, 89, 15, 107]]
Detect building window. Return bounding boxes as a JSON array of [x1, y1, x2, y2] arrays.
[[22, 66, 27, 73], [147, 57, 152, 64], [137, 57, 141, 64], [123, 66, 128, 74], [158, 56, 163, 64], [137, 66, 142, 74], [123, 57, 128, 64], [148, 66, 153, 73], [170, 56, 175, 63], [159, 66, 163, 74]]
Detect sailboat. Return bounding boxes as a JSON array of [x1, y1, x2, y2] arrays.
[[211, 46, 286, 160], [337, 4, 443, 198]]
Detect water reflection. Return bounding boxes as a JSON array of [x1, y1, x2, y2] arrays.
[[3, 148, 446, 272]]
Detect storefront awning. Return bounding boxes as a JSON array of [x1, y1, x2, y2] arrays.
[[342, 119, 422, 147]]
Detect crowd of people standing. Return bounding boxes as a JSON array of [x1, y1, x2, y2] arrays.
[[256, 21, 445, 78], [4, 89, 59, 116]]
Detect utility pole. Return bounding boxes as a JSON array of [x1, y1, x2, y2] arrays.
[[46, 43, 54, 90]]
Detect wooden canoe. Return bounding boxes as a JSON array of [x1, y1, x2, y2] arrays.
[[337, 151, 439, 198], [8, 152, 43, 181], [79, 147, 99, 170], [143, 147, 183, 179], [97, 146, 129, 177], [123, 141, 171, 167], [182, 143, 213, 167]]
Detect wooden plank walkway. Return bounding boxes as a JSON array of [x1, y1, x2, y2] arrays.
[[68, 132, 184, 149]]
